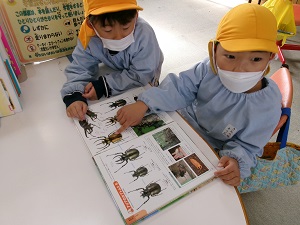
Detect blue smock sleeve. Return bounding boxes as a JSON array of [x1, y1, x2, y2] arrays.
[[139, 61, 208, 112], [61, 39, 100, 98]]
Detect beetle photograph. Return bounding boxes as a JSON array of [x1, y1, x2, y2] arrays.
[[86, 109, 100, 121], [132, 113, 166, 136], [92, 132, 123, 151], [98, 98, 128, 113], [184, 153, 209, 176], [103, 115, 118, 127], [127, 182, 163, 210], [106, 145, 144, 173], [125, 166, 149, 183], [152, 127, 181, 151], [79, 119, 100, 138]]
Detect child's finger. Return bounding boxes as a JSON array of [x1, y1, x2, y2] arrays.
[[218, 156, 230, 166], [115, 123, 129, 134], [222, 178, 240, 186], [214, 167, 229, 177], [84, 82, 93, 93], [82, 92, 91, 98]]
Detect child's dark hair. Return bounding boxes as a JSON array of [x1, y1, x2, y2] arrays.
[[89, 9, 137, 27]]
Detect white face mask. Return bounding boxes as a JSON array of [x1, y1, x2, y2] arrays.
[[217, 66, 266, 93], [91, 23, 135, 51]]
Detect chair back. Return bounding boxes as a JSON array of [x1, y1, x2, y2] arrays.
[[269, 66, 293, 148], [293, 4, 300, 26]]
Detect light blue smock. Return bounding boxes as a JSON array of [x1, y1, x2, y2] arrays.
[[61, 17, 163, 98], [139, 57, 282, 178]]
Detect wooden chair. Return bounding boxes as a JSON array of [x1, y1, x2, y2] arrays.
[[269, 65, 293, 149]]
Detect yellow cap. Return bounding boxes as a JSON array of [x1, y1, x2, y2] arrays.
[[78, 0, 143, 49], [208, 3, 278, 74], [216, 3, 278, 53]]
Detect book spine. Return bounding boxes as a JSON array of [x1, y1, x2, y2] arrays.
[[0, 25, 21, 76], [0, 35, 21, 95], [0, 78, 14, 117], [0, 52, 22, 113], [4, 59, 21, 95]]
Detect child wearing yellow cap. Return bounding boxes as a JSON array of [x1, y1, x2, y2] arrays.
[[115, 3, 282, 186], [61, 0, 163, 120]]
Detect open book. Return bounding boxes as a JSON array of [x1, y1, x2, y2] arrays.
[[73, 87, 217, 225]]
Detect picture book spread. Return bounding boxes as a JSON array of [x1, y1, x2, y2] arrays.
[[73, 87, 217, 225]]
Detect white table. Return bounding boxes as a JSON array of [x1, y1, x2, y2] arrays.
[[0, 57, 248, 225]]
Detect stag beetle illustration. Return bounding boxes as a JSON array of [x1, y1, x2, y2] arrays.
[[79, 119, 99, 138], [103, 115, 118, 127], [99, 99, 127, 113], [107, 147, 140, 172], [93, 132, 122, 150], [128, 182, 162, 210], [109, 99, 127, 110], [86, 109, 99, 121], [125, 166, 148, 183]]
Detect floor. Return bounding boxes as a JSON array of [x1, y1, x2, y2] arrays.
[[138, 0, 300, 225]]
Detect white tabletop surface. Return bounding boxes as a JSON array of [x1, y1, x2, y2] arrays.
[[0, 57, 248, 225]]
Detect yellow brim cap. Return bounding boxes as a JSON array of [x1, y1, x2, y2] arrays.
[[79, 0, 143, 49], [216, 3, 278, 53]]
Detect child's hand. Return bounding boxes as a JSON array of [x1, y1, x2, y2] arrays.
[[66, 101, 88, 121], [82, 82, 98, 100], [214, 156, 240, 186], [115, 101, 149, 134]]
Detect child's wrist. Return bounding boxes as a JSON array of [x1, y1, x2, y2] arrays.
[[91, 76, 111, 99], [63, 92, 87, 108], [136, 100, 149, 113]]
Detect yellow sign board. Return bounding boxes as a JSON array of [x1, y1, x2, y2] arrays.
[[0, 0, 84, 63]]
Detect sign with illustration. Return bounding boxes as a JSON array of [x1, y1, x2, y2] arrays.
[[0, 0, 84, 63]]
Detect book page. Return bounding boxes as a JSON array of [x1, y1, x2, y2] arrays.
[[93, 122, 216, 225], [73, 87, 217, 225], [74, 87, 216, 224], [73, 87, 174, 157]]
